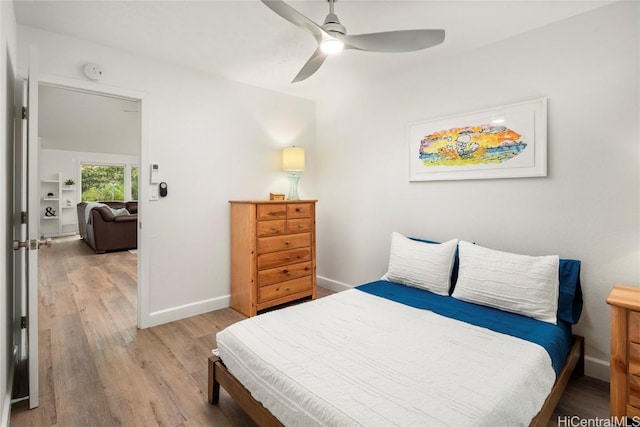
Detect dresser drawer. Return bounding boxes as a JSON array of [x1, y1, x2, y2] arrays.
[[287, 203, 311, 219], [286, 218, 312, 234], [631, 343, 640, 376], [258, 261, 312, 287], [258, 276, 312, 303], [257, 204, 286, 221], [257, 220, 286, 237], [630, 372, 640, 408], [257, 248, 312, 270], [628, 403, 640, 418], [257, 233, 311, 254], [629, 340, 640, 410], [630, 311, 640, 344]]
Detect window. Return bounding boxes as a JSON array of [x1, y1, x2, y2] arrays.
[[81, 164, 125, 202], [131, 166, 139, 201]]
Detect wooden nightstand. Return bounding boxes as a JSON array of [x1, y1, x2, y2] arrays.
[[229, 200, 317, 317], [607, 284, 640, 419]]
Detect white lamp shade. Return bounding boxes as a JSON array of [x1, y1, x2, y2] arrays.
[[282, 146, 305, 171]]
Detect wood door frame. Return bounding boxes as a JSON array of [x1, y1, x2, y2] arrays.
[[36, 74, 150, 328]]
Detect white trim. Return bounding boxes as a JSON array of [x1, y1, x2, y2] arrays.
[[584, 356, 609, 382], [0, 348, 15, 427], [145, 295, 231, 328], [37, 73, 149, 330], [317, 275, 352, 293], [137, 95, 151, 328], [38, 73, 146, 101], [1, 390, 11, 427]]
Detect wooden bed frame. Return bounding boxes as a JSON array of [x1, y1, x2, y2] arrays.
[[208, 335, 585, 427]]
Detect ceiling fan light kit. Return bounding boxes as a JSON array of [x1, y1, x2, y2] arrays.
[[261, 0, 445, 82], [320, 38, 344, 54]]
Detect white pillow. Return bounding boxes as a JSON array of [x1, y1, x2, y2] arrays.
[[382, 232, 458, 296], [110, 207, 130, 217], [452, 241, 559, 324]]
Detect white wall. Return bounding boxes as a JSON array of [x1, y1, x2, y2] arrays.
[[315, 1, 639, 380], [1, 1, 17, 425], [18, 26, 316, 327]]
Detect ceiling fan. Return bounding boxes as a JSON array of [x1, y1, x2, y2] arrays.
[[261, 0, 445, 83]]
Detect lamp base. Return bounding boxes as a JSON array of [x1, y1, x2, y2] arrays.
[[287, 172, 300, 200]]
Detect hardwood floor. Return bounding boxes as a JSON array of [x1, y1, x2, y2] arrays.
[[11, 236, 609, 426]]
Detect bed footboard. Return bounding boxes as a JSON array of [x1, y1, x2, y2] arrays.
[[208, 356, 283, 427], [530, 335, 585, 427], [209, 335, 585, 427]]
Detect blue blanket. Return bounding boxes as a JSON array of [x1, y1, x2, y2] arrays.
[[357, 280, 571, 376]]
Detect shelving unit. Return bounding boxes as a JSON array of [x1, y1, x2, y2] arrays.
[[40, 172, 78, 238]]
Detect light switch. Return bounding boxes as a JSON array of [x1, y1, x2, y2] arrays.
[[150, 186, 159, 201]]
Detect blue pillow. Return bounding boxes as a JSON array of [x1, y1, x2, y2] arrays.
[[408, 237, 583, 324], [557, 259, 582, 325]]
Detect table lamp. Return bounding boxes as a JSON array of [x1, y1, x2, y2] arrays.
[[282, 146, 305, 200]]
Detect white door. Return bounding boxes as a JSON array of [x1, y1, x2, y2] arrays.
[[11, 41, 26, 401], [26, 47, 40, 410], [12, 47, 40, 409]]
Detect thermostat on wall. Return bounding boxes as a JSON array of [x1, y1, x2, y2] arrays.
[[150, 163, 160, 184]]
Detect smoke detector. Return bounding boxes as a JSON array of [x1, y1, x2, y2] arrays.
[[83, 63, 103, 81]]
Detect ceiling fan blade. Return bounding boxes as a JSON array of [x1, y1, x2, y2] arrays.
[[261, 0, 330, 42], [292, 48, 328, 83], [339, 29, 445, 53]]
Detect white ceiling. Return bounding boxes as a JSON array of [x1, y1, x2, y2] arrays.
[[38, 85, 140, 155], [15, 0, 614, 100], [24, 1, 613, 153]]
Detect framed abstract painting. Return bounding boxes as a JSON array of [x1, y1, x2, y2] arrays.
[[409, 98, 547, 181]]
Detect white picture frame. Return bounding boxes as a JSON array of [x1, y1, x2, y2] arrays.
[[409, 98, 547, 182]]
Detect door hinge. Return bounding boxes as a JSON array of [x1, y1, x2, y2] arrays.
[[20, 316, 27, 329], [21, 106, 27, 120], [21, 211, 26, 224]]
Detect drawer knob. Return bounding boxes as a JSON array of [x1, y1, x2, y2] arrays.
[[271, 226, 278, 231], [283, 269, 290, 275], [295, 208, 302, 212], [298, 224, 302, 228], [304, 267, 310, 271], [285, 287, 291, 291], [284, 241, 290, 245], [285, 256, 291, 260]]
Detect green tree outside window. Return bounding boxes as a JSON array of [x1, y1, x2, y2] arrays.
[[81, 165, 125, 202], [131, 166, 139, 201]]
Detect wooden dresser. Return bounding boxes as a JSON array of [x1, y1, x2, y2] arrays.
[[607, 284, 640, 420], [229, 200, 317, 317]]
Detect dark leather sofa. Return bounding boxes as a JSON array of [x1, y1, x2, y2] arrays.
[[77, 201, 138, 253]]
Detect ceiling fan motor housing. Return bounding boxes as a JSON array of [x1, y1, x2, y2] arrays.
[[322, 13, 346, 35]]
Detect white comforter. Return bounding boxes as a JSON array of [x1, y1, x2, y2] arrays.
[[216, 289, 555, 427]]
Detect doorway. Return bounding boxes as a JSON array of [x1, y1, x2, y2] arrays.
[[36, 81, 145, 327]]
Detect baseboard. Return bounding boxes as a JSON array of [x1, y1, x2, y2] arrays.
[[585, 356, 609, 382], [142, 295, 231, 328], [317, 276, 353, 293]]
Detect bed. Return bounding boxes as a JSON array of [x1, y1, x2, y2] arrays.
[[209, 236, 584, 426]]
